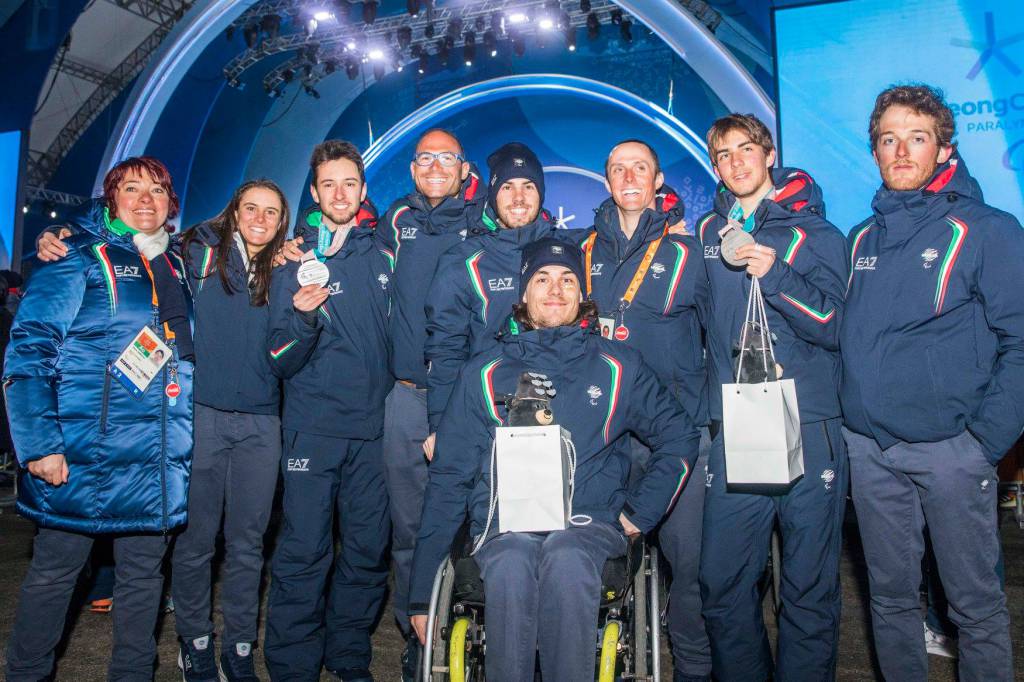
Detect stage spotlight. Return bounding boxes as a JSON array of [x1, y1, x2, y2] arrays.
[[474, 16, 485, 32], [610, 9, 622, 24], [373, 60, 385, 80], [398, 26, 412, 49], [346, 58, 360, 79], [483, 29, 497, 56], [260, 14, 281, 39], [437, 39, 449, 66], [363, 1, 378, 24], [620, 18, 632, 42], [491, 13, 504, 35], [407, 0, 420, 16], [580, 0, 591, 11], [393, 55, 404, 72], [22, 204, 28, 214], [243, 23, 259, 48], [324, 59, 337, 74], [346, 40, 357, 51], [302, 63, 313, 78], [447, 17, 463, 38], [281, 68, 294, 83], [369, 48, 385, 60], [304, 84, 321, 98], [511, 31, 526, 57], [45, 204, 57, 219], [225, 25, 234, 41], [565, 26, 577, 51], [539, 17, 554, 30], [463, 30, 476, 65], [305, 18, 318, 37], [425, 21, 435, 38], [586, 11, 600, 39], [507, 11, 528, 25], [418, 50, 428, 74], [313, 10, 332, 22]]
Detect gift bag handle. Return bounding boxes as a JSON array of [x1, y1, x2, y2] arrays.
[[735, 276, 776, 389]]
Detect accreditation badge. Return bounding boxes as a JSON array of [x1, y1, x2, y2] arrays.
[[109, 326, 172, 398], [599, 316, 615, 339]]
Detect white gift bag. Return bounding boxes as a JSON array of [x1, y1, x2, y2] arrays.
[[721, 278, 804, 487], [495, 425, 571, 533]]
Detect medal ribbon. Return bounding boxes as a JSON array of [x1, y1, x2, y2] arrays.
[[585, 225, 667, 308]]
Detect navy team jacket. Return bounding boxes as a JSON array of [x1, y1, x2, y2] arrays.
[[267, 202, 393, 440], [841, 153, 1024, 462], [586, 187, 709, 426], [696, 167, 848, 423], [378, 167, 483, 388]]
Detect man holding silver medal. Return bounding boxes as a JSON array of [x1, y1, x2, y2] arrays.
[[263, 140, 392, 682], [695, 114, 849, 681]]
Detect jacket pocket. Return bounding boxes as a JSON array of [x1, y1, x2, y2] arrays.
[[99, 365, 112, 434]]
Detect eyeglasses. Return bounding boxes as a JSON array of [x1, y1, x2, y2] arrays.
[[413, 151, 464, 167]]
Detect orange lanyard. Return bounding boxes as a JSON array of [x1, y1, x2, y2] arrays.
[[140, 256, 175, 342], [584, 224, 667, 308]]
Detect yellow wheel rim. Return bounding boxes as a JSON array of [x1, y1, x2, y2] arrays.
[[448, 617, 471, 682], [598, 620, 621, 682]]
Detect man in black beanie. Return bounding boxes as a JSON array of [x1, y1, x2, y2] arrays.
[[423, 142, 586, 459]]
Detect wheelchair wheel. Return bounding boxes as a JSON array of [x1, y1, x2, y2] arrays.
[[598, 620, 621, 682], [423, 558, 456, 682], [649, 545, 661, 682], [632, 545, 648, 679]]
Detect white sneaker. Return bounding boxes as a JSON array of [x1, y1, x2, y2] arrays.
[[924, 622, 958, 659]]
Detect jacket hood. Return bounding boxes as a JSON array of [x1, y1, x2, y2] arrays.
[[69, 200, 174, 252], [713, 167, 826, 225], [593, 183, 685, 244], [870, 151, 984, 227], [500, 321, 592, 367], [297, 197, 379, 243]]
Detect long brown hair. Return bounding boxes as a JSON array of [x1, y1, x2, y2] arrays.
[[511, 300, 599, 332], [183, 179, 290, 306]]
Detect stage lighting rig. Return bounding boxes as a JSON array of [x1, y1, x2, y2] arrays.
[[243, 23, 259, 48], [610, 8, 622, 24], [346, 57, 360, 79], [447, 17, 463, 38], [511, 29, 526, 56], [437, 38, 450, 66], [463, 30, 476, 65], [282, 67, 294, 82], [407, 0, 420, 16], [483, 29, 497, 56], [372, 60, 385, 80], [305, 18, 318, 37], [586, 11, 600, 39], [398, 25, 413, 49], [619, 17, 632, 42], [565, 25, 576, 50], [425, 20, 435, 38], [225, 25, 235, 41], [304, 84, 321, 98], [261, 13, 281, 39], [580, 0, 591, 11]]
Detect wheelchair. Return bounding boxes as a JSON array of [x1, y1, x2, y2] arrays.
[[419, 526, 661, 682]]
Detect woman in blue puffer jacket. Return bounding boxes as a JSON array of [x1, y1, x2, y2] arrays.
[[4, 156, 194, 682]]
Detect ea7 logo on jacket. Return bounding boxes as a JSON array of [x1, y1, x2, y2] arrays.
[[854, 256, 877, 271], [401, 227, 418, 240], [287, 458, 310, 472], [590, 263, 603, 276], [488, 277, 513, 292], [326, 282, 343, 296], [704, 245, 720, 259], [114, 265, 141, 279]]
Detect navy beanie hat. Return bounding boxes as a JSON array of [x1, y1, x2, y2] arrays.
[[520, 238, 585, 292], [487, 142, 545, 208]]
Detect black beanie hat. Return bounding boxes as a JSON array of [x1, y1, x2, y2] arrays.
[[487, 142, 545, 208], [520, 237, 585, 293]]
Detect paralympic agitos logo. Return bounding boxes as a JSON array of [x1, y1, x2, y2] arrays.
[[951, 11, 1022, 80], [1004, 138, 1024, 171]]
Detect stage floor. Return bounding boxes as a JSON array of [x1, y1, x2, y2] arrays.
[[0, 500, 1019, 680]]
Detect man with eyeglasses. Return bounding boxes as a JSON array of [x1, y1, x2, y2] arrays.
[[376, 128, 484, 681]]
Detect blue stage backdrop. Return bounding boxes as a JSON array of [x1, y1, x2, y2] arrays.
[[0, 129, 20, 268], [775, 0, 1024, 233]]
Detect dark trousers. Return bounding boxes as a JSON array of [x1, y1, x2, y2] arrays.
[[381, 381, 429, 635], [657, 431, 712, 679], [6, 527, 168, 681], [474, 523, 627, 682], [700, 417, 848, 682], [264, 431, 390, 680], [172, 404, 281, 646], [844, 428, 1012, 682]]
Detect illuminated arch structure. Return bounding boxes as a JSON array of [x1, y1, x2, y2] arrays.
[[96, 0, 773, 227]]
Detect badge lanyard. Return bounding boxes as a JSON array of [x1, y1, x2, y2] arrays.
[[584, 224, 667, 340], [140, 256, 180, 404]]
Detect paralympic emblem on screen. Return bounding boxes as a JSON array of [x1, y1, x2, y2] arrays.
[[950, 11, 1023, 80]]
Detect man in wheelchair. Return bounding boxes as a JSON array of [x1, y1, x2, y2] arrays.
[[409, 238, 701, 681]]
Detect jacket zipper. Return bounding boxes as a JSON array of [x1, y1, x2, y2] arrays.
[[99, 363, 112, 434]]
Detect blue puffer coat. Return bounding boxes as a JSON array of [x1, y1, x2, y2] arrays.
[[4, 203, 194, 534]]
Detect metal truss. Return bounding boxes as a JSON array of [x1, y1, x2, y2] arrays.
[[27, 2, 194, 188], [25, 185, 90, 207], [103, 0, 192, 25], [223, 0, 621, 92]]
